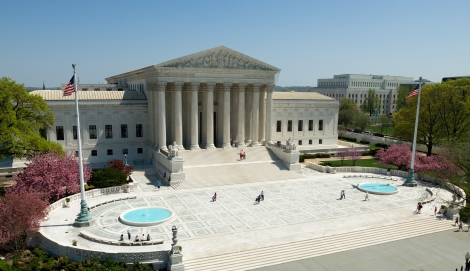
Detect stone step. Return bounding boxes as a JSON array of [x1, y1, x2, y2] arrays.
[[184, 217, 453, 271], [180, 147, 278, 167]]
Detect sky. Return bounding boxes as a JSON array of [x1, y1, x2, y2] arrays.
[[1, 0, 469, 88]]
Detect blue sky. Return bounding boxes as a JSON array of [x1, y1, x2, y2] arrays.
[[1, 0, 469, 87]]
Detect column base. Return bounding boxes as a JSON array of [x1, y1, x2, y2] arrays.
[[177, 146, 185, 150], [237, 141, 245, 147], [190, 145, 201, 150], [250, 141, 262, 147], [245, 140, 252, 146], [205, 144, 216, 149], [222, 143, 232, 149]]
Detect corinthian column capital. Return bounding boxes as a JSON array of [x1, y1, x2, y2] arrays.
[[223, 83, 232, 92], [253, 84, 262, 92], [206, 82, 216, 91], [156, 82, 167, 91], [190, 82, 199, 91], [174, 82, 184, 91], [265, 84, 275, 92]]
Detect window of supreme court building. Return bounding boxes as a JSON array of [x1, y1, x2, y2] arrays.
[[89, 125, 97, 139], [136, 124, 143, 137], [276, 121, 282, 132], [319, 120, 324, 131], [105, 125, 113, 139], [287, 120, 292, 132], [121, 124, 128, 138], [56, 126, 64, 140]]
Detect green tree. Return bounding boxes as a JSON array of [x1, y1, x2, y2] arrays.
[[376, 114, 393, 134], [395, 84, 416, 111], [393, 79, 470, 155], [360, 89, 381, 116], [0, 77, 63, 160], [338, 98, 359, 130], [353, 113, 369, 131], [88, 168, 127, 188]]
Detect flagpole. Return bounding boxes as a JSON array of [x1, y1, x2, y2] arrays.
[[403, 76, 425, 187], [72, 64, 92, 227]]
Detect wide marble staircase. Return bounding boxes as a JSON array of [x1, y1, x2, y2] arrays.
[[174, 147, 303, 190], [183, 216, 453, 271]]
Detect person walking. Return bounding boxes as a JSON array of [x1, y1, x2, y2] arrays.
[[120, 234, 124, 241], [239, 152, 243, 161], [147, 234, 151, 241], [127, 230, 131, 241], [458, 220, 464, 231], [157, 180, 161, 191], [365, 191, 370, 201], [417, 202, 422, 214], [213, 192, 217, 202], [434, 206, 437, 216], [243, 152, 246, 160], [455, 216, 459, 226], [260, 191, 264, 201], [340, 190, 345, 200]]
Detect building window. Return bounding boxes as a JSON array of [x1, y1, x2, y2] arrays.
[[91, 150, 97, 156], [105, 125, 113, 138], [89, 125, 97, 139], [122, 148, 128, 155], [56, 126, 64, 140], [298, 140, 302, 145], [298, 120, 303, 131], [121, 124, 128, 138], [73, 126, 77, 140], [308, 120, 313, 131], [319, 120, 324, 131], [107, 149, 113, 155], [287, 120, 292, 132], [136, 124, 143, 137], [276, 121, 282, 132], [309, 139, 312, 145], [137, 148, 143, 154], [39, 128, 47, 140], [319, 139, 323, 144]]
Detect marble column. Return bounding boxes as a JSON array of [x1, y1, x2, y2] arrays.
[[237, 84, 246, 146], [152, 89, 159, 147], [259, 87, 266, 144], [205, 83, 215, 148], [147, 90, 154, 146], [174, 82, 184, 149], [190, 83, 200, 150], [251, 85, 261, 146], [245, 90, 252, 146], [222, 83, 231, 148], [265, 85, 274, 144], [157, 82, 168, 151]]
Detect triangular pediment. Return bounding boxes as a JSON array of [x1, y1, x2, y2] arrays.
[[154, 46, 280, 72]]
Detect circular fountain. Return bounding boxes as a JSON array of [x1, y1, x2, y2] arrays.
[[119, 207, 173, 226], [357, 183, 399, 195]]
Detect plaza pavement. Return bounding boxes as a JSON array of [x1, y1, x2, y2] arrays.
[[40, 161, 456, 271]]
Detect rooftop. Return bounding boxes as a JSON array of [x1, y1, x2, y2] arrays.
[[30, 90, 147, 101], [272, 91, 335, 101]]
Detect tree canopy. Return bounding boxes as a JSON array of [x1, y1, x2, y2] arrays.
[[393, 79, 470, 155], [0, 77, 63, 160], [360, 89, 381, 116], [338, 98, 359, 129]]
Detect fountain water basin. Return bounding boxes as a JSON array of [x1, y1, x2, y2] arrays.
[[357, 183, 399, 195], [119, 207, 173, 226]]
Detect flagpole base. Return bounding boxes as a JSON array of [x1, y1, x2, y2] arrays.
[[403, 169, 418, 187], [74, 200, 93, 227]]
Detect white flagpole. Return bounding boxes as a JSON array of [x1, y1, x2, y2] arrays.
[[72, 64, 92, 226]]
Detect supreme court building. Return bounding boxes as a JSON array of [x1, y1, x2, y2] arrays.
[[34, 46, 338, 170]]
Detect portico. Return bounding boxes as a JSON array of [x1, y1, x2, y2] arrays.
[[106, 46, 280, 151]]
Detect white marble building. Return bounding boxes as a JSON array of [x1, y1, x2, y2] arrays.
[[313, 74, 413, 114], [33, 46, 338, 167]]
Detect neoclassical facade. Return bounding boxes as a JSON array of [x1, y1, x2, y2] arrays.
[[105, 46, 280, 151]]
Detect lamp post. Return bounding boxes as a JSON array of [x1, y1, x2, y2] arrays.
[[403, 77, 430, 187]]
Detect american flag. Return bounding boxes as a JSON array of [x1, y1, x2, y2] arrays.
[[64, 75, 75, 96], [406, 85, 419, 99]]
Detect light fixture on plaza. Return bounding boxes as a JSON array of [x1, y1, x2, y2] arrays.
[[125, 154, 128, 166], [403, 77, 431, 187]]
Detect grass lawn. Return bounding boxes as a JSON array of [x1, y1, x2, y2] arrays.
[[365, 125, 394, 135], [320, 158, 397, 169]]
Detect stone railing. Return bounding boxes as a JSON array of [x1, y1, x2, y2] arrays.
[[265, 142, 294, 153], [48, 183, 137, 213], [306, 162, 325, 173]]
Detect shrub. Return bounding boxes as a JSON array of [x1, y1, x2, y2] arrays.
[[315, 153, 331, 158], [88, 168, 127, 188], [299, 154, 316, 162], [319, 162, 332, 166], [84, 184, 96, 191], [459, 207, 470, 222], [375, 143, 389, 148], [0, 260, 19, 271], [359, 140, 370, 144], [361, 151, 373, 156], [369, 146, 382, 155]]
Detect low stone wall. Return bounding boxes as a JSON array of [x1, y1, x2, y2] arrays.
[[48, 184, 137, 213], [306, 162, 325, 173], [35, 233, 169, 268], [153, 150, 185, 183], [266, 145, 301, 172]]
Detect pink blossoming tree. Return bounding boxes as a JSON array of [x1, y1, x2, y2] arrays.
[[376, 144, 411, 171], [337, 150, 348, 165], [9, 152, 91, 203], [0, 191, 49, 252], [348, 149, 362, 166]]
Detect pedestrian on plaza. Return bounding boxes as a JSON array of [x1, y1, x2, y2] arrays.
[[163, 172, 166, 179], [142, 234, 145, 241], [458, 220, 464, 231], [260, 191, 264, 201], [340, 190, 345, 200], [127, 230, 131, 240], [239, 152, 243, 161], [434, 206, 437, 216], [257, 195, 261, 204], [135, 235, 140, 242], [243, 152, 246, 160], [157, 180, 161, 191], [147, 234, 151, 241], [120, 234, 124, 241], [365, 191, 370, 201], [455, 216, 459, 226], [417, 202, 423, 214]]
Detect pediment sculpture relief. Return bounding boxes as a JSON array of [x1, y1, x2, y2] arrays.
[[163, 50, 271, 71]]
